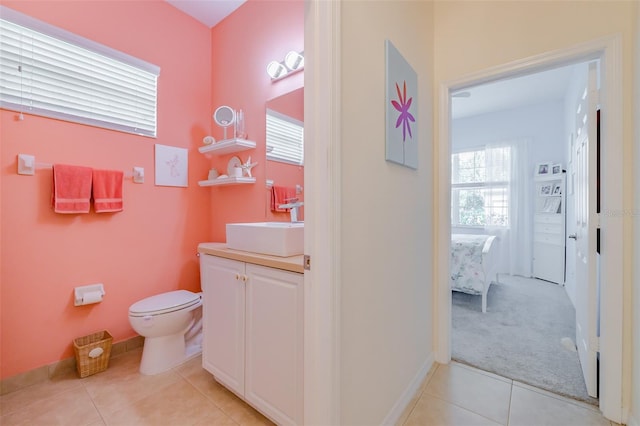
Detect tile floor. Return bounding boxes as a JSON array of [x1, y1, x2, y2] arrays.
[[0, 349, 273, 426], [0, 349, 615, 426], [399, 362, 615, 426]]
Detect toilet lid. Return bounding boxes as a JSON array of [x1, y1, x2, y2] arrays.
[[129, 290, 201, 317]]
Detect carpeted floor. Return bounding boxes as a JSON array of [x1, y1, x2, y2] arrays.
[[452, 275, 599, 405]]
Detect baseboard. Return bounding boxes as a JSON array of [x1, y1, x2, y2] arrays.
[[0, 335, 143, 395], [382, 352, 436, 426]]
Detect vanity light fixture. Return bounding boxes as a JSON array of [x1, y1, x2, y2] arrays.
[[267, 50, 304, 81], [267, 60, 288, 80], [284, 51, 304, 71]]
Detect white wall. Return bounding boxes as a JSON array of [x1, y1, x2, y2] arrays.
[[340, 1, 434, 424], [452, 100, 566, 275], [453, 100, 567, 169]]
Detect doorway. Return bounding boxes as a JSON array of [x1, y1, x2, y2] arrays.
[[448, 61, 594, 403], [435, 35, 624, 423]]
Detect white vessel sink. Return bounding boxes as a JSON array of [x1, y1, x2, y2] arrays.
[[226, 222, 304, 257]]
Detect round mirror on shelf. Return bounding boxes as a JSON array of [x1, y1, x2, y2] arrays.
[[213, 106, 236, 140]]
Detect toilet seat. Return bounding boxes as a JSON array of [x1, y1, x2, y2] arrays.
[[129, 290, 201, 317]]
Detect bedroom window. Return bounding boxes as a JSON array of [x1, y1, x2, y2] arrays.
[[0, 6, 160, 137], [451, 146, 510, 227]]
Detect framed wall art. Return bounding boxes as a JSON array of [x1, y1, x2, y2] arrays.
[[535, 162, 550, 176], [385, 40, 418, 169], [155, 144, 188, 187]]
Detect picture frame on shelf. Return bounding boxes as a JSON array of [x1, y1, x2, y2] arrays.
[[539, 183, 553, 196], [552, 183, 562, 195], [552, 163, 562, 175], [542, 197, 562, 213], [536, 162, 551, 176]]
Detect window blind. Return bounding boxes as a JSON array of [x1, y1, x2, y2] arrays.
[[266, 108, 304, 166], [0, 6, 159, 137]]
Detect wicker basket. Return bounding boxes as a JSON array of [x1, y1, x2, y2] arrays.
[[73, 330, 113, 378]]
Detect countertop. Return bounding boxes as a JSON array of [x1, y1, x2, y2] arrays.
[[198, 242, 304, 274]]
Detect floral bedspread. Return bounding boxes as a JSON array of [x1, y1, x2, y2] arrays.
[[450, 234, 490, 295]]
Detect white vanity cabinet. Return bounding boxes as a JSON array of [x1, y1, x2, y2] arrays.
[[199, 252, 303, 426], [200, 255, 245, 396]]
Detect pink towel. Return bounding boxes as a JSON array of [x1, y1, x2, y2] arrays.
[[271, 185, 296, 212], [92, 169, 124, 213], [51, 164, 93, 214]]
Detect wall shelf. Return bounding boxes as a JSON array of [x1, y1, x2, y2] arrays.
[[198, 138, 256, 156], [198, 176, 256, 187]]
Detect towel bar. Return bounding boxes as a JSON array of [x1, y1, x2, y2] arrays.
[[17, 154, 144, 183]]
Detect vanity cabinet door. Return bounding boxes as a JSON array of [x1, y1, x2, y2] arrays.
[[200, 255, 245, 397], [244, 263, 304, 426]]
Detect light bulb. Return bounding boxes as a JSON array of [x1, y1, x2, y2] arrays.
[[284, 51, 304, 71], [267, 61, 287, 79]]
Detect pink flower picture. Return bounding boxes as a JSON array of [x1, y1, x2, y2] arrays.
[[385, 40, 418, 169], [391, 81, 415, 143]]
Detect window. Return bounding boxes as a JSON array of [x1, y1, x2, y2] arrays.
[[0, 6, 159, 137], [451, 146, 510, 227], [266, 108, 304, 166]]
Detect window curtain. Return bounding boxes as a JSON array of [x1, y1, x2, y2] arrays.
[[484, 139, 532, 277]]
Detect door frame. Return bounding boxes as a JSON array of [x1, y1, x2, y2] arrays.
[[434, 35, 625, 423], [303, 1, 341, 425]]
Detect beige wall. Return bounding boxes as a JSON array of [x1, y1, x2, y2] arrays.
[[434, 0, 637, 421], [633, 3, 640, 425], [339, 1, 434, 424]]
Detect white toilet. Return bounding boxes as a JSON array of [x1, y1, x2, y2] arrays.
[[128, 290, 203, 375]]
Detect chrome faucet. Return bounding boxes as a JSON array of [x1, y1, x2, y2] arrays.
[[278, 198, 304, 222]]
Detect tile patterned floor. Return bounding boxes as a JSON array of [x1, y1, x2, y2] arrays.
[[0, 349, 273, 426], [0, 349, 616, 426], [399, 362, 616, 426]]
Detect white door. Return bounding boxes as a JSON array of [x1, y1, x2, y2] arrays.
[[572, 61, 599, 398]]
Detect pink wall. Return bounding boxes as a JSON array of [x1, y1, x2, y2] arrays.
[[209, 0, 304, 240], [267, 87, 304, 122], [0, 1, 212, 379]]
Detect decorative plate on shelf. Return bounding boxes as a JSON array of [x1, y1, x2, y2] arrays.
[[227, 156, 242, 176]]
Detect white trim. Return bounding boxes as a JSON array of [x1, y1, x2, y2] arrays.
[[597, 33, 625, 425], [303, 1, 341, 424], [381, 353, 435, 426], [435, 35, 625, 424], [435, 82, 452, 365]]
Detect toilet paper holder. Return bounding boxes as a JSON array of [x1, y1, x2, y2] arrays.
[[74, 283, 105, 306]]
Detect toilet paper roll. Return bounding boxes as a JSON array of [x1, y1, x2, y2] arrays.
[[81, 291, 103, 305]]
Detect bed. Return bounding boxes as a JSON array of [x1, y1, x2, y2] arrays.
[[450, 234, 499, 313]]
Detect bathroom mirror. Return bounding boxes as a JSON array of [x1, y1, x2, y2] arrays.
[[265, 87, 304, 188], [213, 105, 236, 140]]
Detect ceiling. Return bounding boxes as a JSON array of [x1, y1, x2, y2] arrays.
[[164, 1, 579, 120], [451, 64, 579, 120], [165, 0, 246, 28]]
